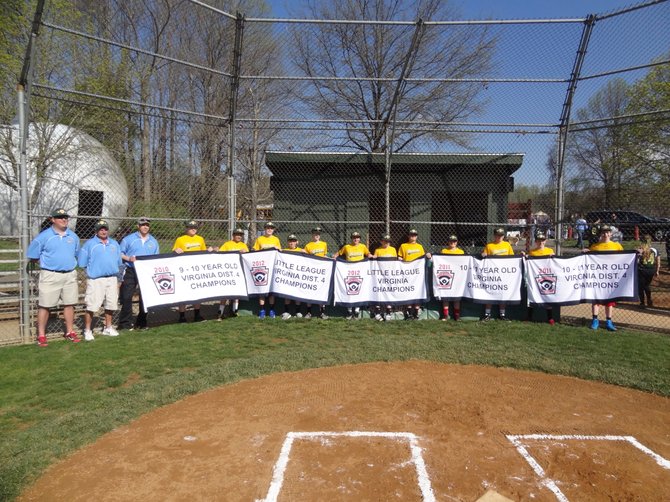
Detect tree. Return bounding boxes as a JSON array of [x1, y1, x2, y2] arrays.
[[566, 78, 636, 209], [625, 58, 670, 207], [288, 0, 495, 153]]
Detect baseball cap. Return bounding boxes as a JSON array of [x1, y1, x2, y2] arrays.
[[351, 231, 361, 238], [599, 224, 612, 233], [94, 219, 109, 231], [535, 232, 547, 240], [51, 208, 69, 218], [381, 234, 391, 242], [493, 227, 505, 236], [137, 217, 151, 225], [232, 228, 245, 235], [287, 234, 298, 241], [264, 222, 276, 229], [185, 220, 198, 229], [311, 226, 322, 234], [408, 228, 418, 235], [447, 234, 458, 242]]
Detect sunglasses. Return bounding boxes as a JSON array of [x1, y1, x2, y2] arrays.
[[53, 216, 69, 220], [139, 223, 150, 227]]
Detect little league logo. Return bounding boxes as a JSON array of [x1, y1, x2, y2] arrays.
[[535, 273, 557, 295], [344, 275, 363, 295], [251, 266, 269, 286], [436, 270, 455, 289], [153, 271, 175, 295]]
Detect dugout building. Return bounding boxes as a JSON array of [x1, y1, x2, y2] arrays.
[[265, 151, 523, 250]]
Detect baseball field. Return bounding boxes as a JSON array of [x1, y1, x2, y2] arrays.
[[2, 318, 669, 501]]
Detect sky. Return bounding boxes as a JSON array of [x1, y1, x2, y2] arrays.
[[262, 0, 660, 187]]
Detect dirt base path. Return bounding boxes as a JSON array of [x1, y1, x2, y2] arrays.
[[20, 362, 670, 501]]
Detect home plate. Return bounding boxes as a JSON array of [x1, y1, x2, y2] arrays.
[[476, 489, 514, 502]]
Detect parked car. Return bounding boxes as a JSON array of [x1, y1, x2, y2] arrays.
[[585, 210, 670, 241]]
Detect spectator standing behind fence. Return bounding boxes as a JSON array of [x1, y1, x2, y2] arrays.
[[637, 234, 660, 309], [336, 231, 372, 319], [398, 228, 431, 320], [585, 224, 624, 331], [440, 235, 464, 321], [371, 234, 397, 321], [173, 220, 210, 323], [481, 227, 514, 322], [78, 219, 123, 341], [27, 208, 81, 347], [118, 217, 159, 331], [303, 227, 329, 319], [524, 232, 555, 325], [253, 222, 281, 319], [281, 234, 305, 319], [575, 214, 588, 248], [218, 227, 249, 319]]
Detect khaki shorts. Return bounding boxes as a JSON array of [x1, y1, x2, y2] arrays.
[[84, 276, 119, 312], [38, 270, 78, 308]]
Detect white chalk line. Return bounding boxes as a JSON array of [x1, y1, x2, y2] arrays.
[[257, 431, 436, 502], [506, 434, 670, 502]]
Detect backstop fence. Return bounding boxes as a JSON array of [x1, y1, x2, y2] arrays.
[[1, 0, 668, 344]]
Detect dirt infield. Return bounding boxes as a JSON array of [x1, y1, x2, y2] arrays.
[[19, 362, 670, 501]]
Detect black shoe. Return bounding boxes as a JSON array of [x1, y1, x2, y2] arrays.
[[193, 314, 205, 322], [178, 317, 187, 323], [499, 315, 511, 322], [480, 314, 492, 322]]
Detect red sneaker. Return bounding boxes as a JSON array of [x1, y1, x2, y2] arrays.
[[63, 331, 81, 343], [37, 335, 48, 347]]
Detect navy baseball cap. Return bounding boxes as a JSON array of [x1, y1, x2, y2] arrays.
[[94, 219, 109, 231], [185, 220, 198, 229]]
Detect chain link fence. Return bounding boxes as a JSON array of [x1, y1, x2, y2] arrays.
[[1, 0, 668, 344]]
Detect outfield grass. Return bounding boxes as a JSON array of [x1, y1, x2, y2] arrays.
[[0, 318, 669, 501]]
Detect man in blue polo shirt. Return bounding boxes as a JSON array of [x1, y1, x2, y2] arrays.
[[78, 219, 123, 341], [118, 217, 160, 330], [27, 208, 81, 347]]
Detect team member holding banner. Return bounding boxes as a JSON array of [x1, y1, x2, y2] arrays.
[[586, 224, 624, 331], [118, 217, 160, 331], [253, 222, 282, 319], [217, 228, 249, 319], [524, 232, 555, 325], [371, 234, 397, 321], [304, 227, 329, 319], [281, 234, 305, 319], [398, 229, 431, 320], [336, 231, 371, 319], [481, 227, 514, 321], [440, 235, 464, 321], [173, 220, 210, 323]]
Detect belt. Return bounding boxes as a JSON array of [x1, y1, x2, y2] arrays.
[[42, 269, 74, 273], [96, 274, 118, 278]]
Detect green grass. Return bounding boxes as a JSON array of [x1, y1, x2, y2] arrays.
[[1, 318, 669, 501]]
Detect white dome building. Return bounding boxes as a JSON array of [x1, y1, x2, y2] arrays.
[[0, 123, 128, 238]]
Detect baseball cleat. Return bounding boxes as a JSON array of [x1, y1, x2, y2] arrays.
[[590, 318, 599, 330]]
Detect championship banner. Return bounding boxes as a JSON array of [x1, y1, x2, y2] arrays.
[[525, 251, 638, 306], [241, 249, 277, 297], [333, 257, 428, 306], [271, 251, 335, 304], [432, 255, 523, 304], [135, 251, 247, 310], [431, 254, 471, 300]]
